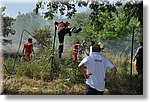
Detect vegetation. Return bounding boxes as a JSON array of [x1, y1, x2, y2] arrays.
[[2, 0, 143, 95], [3, 51, 142, 95], [1, 7, 15, 37]]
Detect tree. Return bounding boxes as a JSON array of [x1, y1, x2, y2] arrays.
[[1, 7, 15, 37], [34, 0, 143, 52], [123, 1, 143, 27], [34, 0, 88, 19], [32, 26, 52, 48], [11, 12, 49, 43]]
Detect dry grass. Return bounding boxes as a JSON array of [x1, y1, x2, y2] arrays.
[[3, 75, 85, 95], [2, 51, 143, 95]]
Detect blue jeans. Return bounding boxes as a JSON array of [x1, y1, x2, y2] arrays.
[[86, 84, 104, 95]]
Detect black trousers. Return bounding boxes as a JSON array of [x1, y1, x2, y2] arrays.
[[58, 28, 71, 54], [86, 84, 104, 95], [58, 28, 71, 44]]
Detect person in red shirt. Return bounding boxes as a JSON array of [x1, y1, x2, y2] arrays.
[[54, 21, 82, 58], [72, 41, 80, 62], [22, 38, 34, 61]]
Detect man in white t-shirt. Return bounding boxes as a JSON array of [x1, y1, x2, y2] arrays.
[[78, 44, 117, 95]]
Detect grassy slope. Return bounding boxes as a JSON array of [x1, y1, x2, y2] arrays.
[[2, 51, 143, 95]]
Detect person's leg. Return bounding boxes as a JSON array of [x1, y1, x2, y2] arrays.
[[29, 53, 32, 61], [74, 28, 82, 33], [86, 84, 96, 95], [86, 84, 104, 95], [63, 27, 82, 36], [58, 44, 63, 58], [86, 84, 93, 95], [93, 90, 104, 95], [24, 53, 30, 61], [58, 29, 65, 44], [75, 53, 77, 61], [70, 27, 82, 33], [72, 52, 77, 61], [58, 29, 65, 58], [139, 61, 143, 75], [136, 61, 143, 75], [64, 28, 71, 36]]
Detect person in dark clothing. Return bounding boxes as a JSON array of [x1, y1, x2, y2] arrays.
[[134, 42, 143, 75], [54, 21, 82, 58]]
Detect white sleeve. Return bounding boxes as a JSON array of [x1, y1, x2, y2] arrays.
[[78, 57, 88, 67], [89, 46, 92, 55], [135, 47, 140, 56]]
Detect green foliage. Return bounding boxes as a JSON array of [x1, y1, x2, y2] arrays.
[[1, 7, 15, 37], [32, 26, 52, 48], [12, 13, 49, 38], [69, 12, 90, 27], [123, 1, 143, 27], [3, 51, 143, 95], [2, 1, 143, 95], [34, 0, 89, 19]]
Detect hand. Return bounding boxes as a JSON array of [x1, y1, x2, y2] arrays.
[[85, 73, 92, 79]]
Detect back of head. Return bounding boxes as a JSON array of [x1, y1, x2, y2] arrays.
[[91, 41, 95, 46], [28, 38, 32, 42], [66, 21, 70, 24], [92, 44, 101, 52], [74, 41, 80, 44], [140, 42, 143, 46]]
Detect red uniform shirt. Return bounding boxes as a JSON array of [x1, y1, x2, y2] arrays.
[[54, 21, 68, 30], [24, 42, 33, 53], [73, 43, 80, 53]]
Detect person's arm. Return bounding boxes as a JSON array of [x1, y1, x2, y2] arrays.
[[84, 51, 89, 56], [78, 63, 92, 79], [106, 67, 117, 82], [31, 44, 35, 55], [32, 48, 35, 55], [133, 55, 136, 62], [54, 21, 58, 26], [134, 47, 140, 61]]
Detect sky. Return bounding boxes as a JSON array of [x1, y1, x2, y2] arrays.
[[1, 0, 39, 18], [0, 0, 90, 19]]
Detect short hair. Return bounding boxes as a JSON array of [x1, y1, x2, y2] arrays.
[[91, 41, 95, 46], [92, 44, 101, 52], [66, 21, 70, 24], [140, 42, 143, 46], [28, 38, 32, 42]]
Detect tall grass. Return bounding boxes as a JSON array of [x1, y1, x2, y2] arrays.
[[103, 51, 143, 95], [3, 50, 142, 95]]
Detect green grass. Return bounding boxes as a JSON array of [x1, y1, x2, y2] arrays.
[[2, 51, 143, 95]]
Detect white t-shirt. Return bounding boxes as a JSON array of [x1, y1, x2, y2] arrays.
[[78, 52, 115, 91]]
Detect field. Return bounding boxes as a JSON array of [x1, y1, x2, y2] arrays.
[[2, 50, 143, 95], [1, 1, 143, 95]]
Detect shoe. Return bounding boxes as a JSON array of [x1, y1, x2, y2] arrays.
[[74, 28, 82, 33]]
